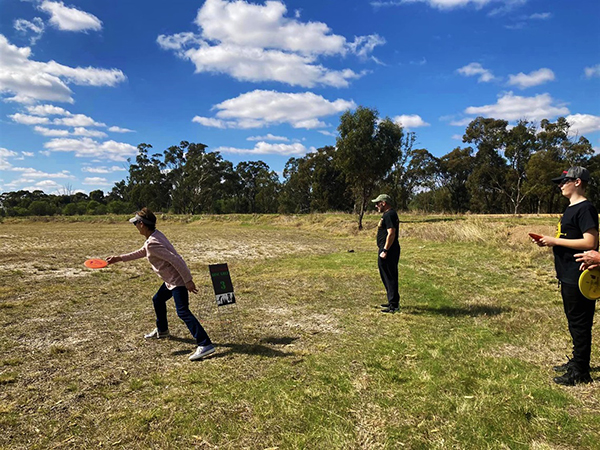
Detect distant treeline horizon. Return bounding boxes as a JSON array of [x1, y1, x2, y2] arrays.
[[2, 109, 599, 222]]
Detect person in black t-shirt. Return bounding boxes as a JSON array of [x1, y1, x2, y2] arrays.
[[535, 166, 598, 386], [372, 194, 400, 313]]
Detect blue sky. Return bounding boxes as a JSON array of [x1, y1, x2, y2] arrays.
[[1, 0, 599, 195]]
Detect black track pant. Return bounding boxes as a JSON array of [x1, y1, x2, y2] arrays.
[[378, 246, 400, 308], [561, 282, 596, 373]]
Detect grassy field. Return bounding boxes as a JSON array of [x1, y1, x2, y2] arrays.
[[0, 213, 598, 449]]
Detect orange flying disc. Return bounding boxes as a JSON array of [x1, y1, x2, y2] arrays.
[[528, 233, 543, 241], [84, 258, 108, 269]]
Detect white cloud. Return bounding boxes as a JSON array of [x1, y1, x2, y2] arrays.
[[10, 113, 50, 125], [247, 134, 290, 142], [214, 141, 312, 156], [566, 114, 600, 136], [38, 1, 102, 32], [584, 64, 600, 79], [196, 0, 347, 55], [108, 126, 135, 133], [529, 12, 552, 20], [22, 152, 34, 157], [82, 165, 126, 174], [82, 177, 112, 186], [72, 127, 108, 138], [457, 62, 494, 82], [193, 90, 354, 130], [9, 179, 64, 193], [371, 0, 523, 11], [461, 91, 569, 122], [0, 34, 126, 103], [318, 130, 337, 137], [34, 126, 69, 136], [348, 34, 387, 62], [9, 167, 73, 179], [53, 114, 105, 127], [507, 68, 555, 88], [393, 114, 430, 129], [192, 116, 228, 128], [14, 18, 45, 45], [158, 0, 382, 88], [43, 137, 137, 161], [0, 148, 18, 170], [26, 104, 71, 116]]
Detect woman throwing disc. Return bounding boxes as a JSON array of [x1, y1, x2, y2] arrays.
[[107, 208, 215, 361]]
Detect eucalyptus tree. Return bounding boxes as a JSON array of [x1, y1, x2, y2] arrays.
[[335, 106, 404, 229], [235, 161, 280, 213], [463, 117, 509, 213]]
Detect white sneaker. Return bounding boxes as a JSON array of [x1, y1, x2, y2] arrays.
[[189, 344, 215, 361], [144, 328, 170, 339]]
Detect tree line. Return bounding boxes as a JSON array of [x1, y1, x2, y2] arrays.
[[1, 107, 598, 224]]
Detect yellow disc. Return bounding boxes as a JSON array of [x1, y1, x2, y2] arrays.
[[578, 268, 600, 300]]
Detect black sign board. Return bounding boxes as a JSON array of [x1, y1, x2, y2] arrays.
[[208, 263, 236, 306]]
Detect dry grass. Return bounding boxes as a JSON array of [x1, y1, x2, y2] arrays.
[[0, 214, 598, 449]]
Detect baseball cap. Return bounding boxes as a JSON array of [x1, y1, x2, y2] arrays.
[[371, 194, 392, 203], [551, 166, 590, 184]]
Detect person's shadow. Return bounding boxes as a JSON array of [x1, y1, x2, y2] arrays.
[[170, 335, 299, 359], [407, 304, 509, 317]]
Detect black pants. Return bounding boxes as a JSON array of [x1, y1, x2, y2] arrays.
[[378, 246, 400, 308], [561, 282, 596, 373], [153, 283, 212, 346]]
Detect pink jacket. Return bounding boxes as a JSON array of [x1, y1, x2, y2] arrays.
[[120, 230, 193, 289]]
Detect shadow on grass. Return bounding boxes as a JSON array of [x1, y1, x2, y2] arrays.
[[170, 335, 298, 359], [407, 304, 510, 317], [401, 217, 465, 224]]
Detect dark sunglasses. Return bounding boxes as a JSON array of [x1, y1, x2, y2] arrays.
[[558, 178, 576, 186]]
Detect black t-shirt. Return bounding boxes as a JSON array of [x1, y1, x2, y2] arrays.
[[377, 209, 400, 250], [553, 200, 599, 284]]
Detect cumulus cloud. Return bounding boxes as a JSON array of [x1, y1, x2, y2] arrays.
[[53, 114, 105, 127], [9, 167, 73, 179], [108, 126, 134, 133], [158, 0, 382, 88], [72, 127, 108, 138], [10, 113, 50, 125], [0, 147, 19, 170], [458, 91, 569, 123], [507, 68, 555, 89], [14, 18, 45, 45], [457, 62, 495, 82], [38, 1, 102, 32], [82, 177, 112, 186], [565, 114, 600, 136], [34, 126, 70, 136], [43, 137, 137, 161], [6, 179, 64, 193], [392, 114, 430, 129], [193, 90, 355, 129], [584, 64, 600, 79], [247, 134, 290, 142], [0, 34, 126, 103], [26, 104, 71, 116], [214, 141, 312, 156], [82, 165, 126, 174]]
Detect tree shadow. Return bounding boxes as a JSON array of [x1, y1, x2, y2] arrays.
[[402, 217, 465, 224], [407, 304, 510, 317]]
